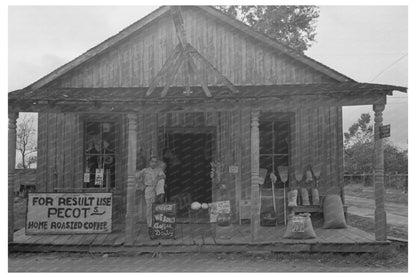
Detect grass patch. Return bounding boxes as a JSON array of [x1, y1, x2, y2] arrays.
[[344, 184, 408, 204]]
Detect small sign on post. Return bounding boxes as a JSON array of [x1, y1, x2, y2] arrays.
[[379, 124, 391, 139]]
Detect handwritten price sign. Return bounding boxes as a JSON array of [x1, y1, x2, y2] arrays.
[[152, 203, 176, 239]]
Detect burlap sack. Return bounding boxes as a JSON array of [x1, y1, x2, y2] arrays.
[[300, 188, 310, 205], [287, 189, 298, 207], [322, 194, 347, 229], [311, 188, 320, 205], [283, 213, 317, 239]]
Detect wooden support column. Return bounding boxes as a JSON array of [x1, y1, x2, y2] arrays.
[[373, 104, 387, 241], [250, 111, 260, 242], [125, 113, 137, 245], [8, 112, 18, 243]]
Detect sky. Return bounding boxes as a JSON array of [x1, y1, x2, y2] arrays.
[[8, 5, 408, 148]]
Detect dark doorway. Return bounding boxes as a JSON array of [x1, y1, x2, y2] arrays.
[[160, 131, 213, 218]]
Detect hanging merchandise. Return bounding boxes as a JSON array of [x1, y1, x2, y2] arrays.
[[83, 168, 90, 183], [277, 166, 289, 225], [95, 168, 104, 186]]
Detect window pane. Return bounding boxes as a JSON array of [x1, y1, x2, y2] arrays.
[[259, 121, 273, 154], [101, 122, 115, 154], [274, 121, 289, 154], [84, 121, 116, 189], [86, 122, 101, 154]]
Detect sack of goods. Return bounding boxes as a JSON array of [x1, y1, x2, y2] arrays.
[[300, 188, 310, 205], [322, 194, 347, 229], [287, 189, 298, 207], [311, 188, 320, 205], [283, 213, 317, 239]]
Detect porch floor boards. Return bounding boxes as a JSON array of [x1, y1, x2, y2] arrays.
[[12, 223, 381, 248]]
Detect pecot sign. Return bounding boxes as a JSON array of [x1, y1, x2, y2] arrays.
[[26, 193, 112, 234]]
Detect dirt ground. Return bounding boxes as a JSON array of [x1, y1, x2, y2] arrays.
[[8, 248, 408, 272], [344, 184, 408, 239]]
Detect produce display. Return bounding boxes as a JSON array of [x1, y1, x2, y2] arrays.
[[191, 201, 201, 210]]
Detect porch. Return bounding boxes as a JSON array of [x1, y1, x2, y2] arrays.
[[10, 223, 388, 253]]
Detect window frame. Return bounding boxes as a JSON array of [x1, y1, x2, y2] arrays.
[[81, 114, 121, 193]]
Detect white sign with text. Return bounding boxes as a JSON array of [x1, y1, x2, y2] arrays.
[[26, 193, 112, 234]]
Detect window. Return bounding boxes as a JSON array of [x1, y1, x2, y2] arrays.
[[259, 119, 290, 188], [84, 121, 116, 190]]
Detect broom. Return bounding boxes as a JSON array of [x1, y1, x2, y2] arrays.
[[277, 166, 288, 225]]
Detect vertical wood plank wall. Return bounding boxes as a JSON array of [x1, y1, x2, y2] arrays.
[[37, 112, 84, 192], [36, 107, 344, 224], [289, 107, 343, 195], [53, 7, 334, 89]]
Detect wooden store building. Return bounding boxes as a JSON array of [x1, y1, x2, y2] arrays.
[[8, 6, 406, 251]]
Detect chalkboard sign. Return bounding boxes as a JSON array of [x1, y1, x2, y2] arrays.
[[152, 203, 176, 239]]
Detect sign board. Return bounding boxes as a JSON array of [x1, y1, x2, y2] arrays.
[[228, 165, 239, 174], [152, 203, 176, 239], [26, 193, 112, 235], [379, 124, 391, 139], [95, 168, 104, 186], [209, 200, 231, 223], [291, 218, 305, 233]]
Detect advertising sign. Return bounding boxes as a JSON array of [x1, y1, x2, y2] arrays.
[[26, 193, 112, 235], [152, 203, 176, 239], [209, 200, 231, 223]]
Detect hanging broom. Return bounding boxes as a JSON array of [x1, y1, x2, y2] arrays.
[[277, 166, 288, 225]]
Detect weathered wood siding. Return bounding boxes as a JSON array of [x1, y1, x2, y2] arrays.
[[289, 106, 343, 195], [37, 113, 83, 192], [36, 112, 128, 223], [36, 106, 343, 224], [52, 7, 334, 89]]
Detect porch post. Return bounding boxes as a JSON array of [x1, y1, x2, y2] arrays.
[[125, 113, 137, 245], [373, 104, 387, 241], [250, 111, 260, 241], [8, 112, 18, 243]]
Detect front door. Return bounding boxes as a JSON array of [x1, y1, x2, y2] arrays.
[[159, 129, 214, 220]]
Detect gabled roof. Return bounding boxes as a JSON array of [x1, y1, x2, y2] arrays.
[[20, 6, 355, 93]]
